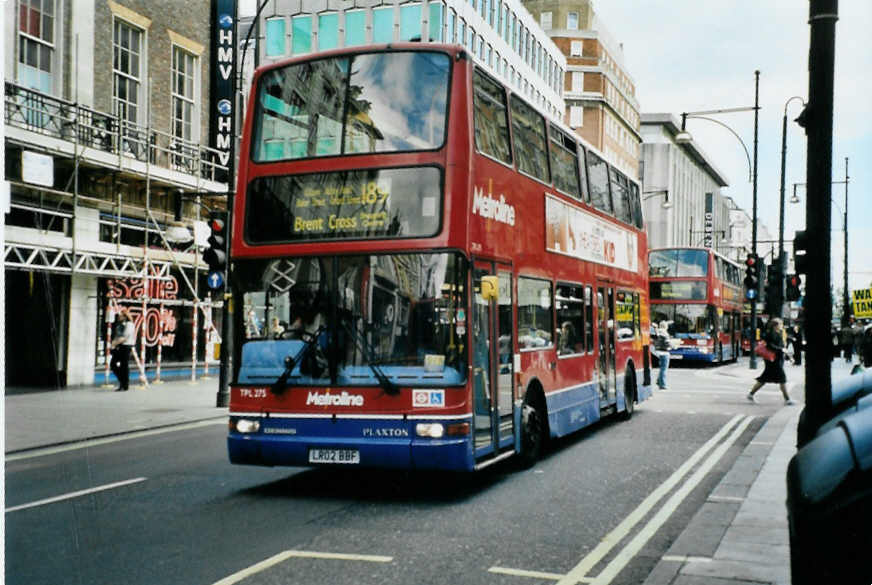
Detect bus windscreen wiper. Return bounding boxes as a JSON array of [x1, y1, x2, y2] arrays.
[[340, 318, 400, 396], [270, 326, 327, 395]]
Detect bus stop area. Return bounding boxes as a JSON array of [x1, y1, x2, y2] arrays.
[[4, 360, 857, 585]]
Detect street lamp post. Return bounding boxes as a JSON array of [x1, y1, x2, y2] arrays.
[[675, 70, 761, 368], [776, 96, 806, 318], [790, 160, 850, 326]]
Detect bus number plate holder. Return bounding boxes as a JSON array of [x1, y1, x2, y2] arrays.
[[309, 448, 360, 464]]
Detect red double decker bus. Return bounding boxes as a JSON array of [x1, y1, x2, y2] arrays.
[[648, 247, 743, 364], [226, 44, 652, 472]]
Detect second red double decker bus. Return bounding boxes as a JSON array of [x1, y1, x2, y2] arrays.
[[226, 44, 652, 472], [649, 247, 743, 364]]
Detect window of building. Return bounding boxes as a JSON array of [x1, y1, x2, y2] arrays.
[[571, 71, 583, 93], [540, 11, 552, 29], [17, 0, 54, 93], [373, 8, 394, 43], [567, 11, 578, 30], [570, 40, 582, 56], [113, 19, 143, 125], [318, 13, 339, 50], [265, 18, 286, 57], [292, 15, 312, 54], [429, 2, 444, 41], [569, 105, 583, 128], [519, 277, 553, 350], [400, 4, 422, 41], [449, 9, 457, 42], [171, 46, 197, 144], [473, 69, 512, 164], [345, 10, 366, 46], [510, 96, 549, 183], [556, 284, 585, 355]]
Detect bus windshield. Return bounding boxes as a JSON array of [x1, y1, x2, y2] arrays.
[[235, 252, 468, 387], [649, 249, 708, 277], [252, 51, 450, 161], [650, 303, 716, 338]]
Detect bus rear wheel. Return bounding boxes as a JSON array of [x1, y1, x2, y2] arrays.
[[519, 395, 545, 467], [620, 373, 636, 420]]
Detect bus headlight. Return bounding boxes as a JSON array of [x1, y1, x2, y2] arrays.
[[233, 418, 261, 433], [415, 423, 445, 438]]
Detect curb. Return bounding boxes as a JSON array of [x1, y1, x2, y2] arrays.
[[4, 415, 228, 458]]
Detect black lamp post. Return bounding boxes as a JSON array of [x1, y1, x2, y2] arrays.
[[675, 70, 761, 368], [790, 160, 850, 326], [776, 96, 806, 319]]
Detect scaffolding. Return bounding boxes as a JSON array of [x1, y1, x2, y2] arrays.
[[4, 80, 230, 386]]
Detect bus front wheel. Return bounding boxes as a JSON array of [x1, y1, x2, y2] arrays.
[[620, 372, 636, 420]]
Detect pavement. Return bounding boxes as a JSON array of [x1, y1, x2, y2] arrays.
[[2, 357, 861, 584]]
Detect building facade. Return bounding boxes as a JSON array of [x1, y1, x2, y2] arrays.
[[248, 0, 566, 120], [4, 0, 229, 387], [521, 0, 640, 179]]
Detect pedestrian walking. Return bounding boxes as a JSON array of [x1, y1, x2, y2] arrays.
[[840, 319, 855, 362], [653, 321, 671, 390], [790, 324, 803, 366], [110, 308, 136, 391], [747, 318, 794, 405]]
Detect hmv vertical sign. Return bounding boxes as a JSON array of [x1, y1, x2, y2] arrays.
[[210, 0, 237, 184]]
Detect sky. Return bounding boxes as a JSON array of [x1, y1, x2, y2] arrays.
[[591, 0, 872, 295]]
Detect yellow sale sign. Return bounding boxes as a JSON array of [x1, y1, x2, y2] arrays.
[[852, 288, 872, 318]]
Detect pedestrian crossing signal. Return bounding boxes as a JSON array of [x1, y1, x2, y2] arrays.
[[786, 274, 802, 302]]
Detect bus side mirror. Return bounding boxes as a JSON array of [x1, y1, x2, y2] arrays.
[[480, 276, 499, 302]]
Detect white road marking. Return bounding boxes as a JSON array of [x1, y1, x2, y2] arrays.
[[6, 419, 226, 462], [488, 567, 576, 581], [5, 477, 147, 512], [707, 495, 744, 503], [661, 555, 712, 563], [587, 415, 754, 585], [554, 414, 745, 585], [212, 550, 393, 585]]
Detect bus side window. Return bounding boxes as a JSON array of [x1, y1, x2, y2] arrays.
[[584, 285, 594, 351], [510, 96, 550, 183], [518, 277, 553, 349], [586, 149, 613, 214], [473, 70, 512, 164], [556, 283, 584, 355], [548, 125, 580, 199]]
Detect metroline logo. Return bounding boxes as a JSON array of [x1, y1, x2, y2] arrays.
[[472, 182, 515, 226], [306, 391, 365, 407]]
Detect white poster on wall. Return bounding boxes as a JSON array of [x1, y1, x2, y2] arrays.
[[544, 195, 639, 273]]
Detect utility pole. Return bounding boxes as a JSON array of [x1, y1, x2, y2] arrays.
[[797, 0, 838, 437], [749, 70, 760, 369], [842, 157, 849, 327]]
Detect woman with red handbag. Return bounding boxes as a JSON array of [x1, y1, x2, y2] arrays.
[[747, 318, 794, 404]]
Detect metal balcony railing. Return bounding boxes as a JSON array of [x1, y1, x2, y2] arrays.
[[4, 81, 229, 183]]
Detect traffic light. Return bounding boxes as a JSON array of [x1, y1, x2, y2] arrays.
[[744, 253, 759, 299], [786, 274, 802, 302], [203, 211, 227, 273], [765, 260, 783, 314]]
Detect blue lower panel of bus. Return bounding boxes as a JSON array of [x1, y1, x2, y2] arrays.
[[670, 348, 718, 363], [228, 416, 475, 471], [545, 381, 602, 438]]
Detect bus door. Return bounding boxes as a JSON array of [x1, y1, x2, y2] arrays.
[[472, 262, 515, 457], [596, 285, 618, 406]]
